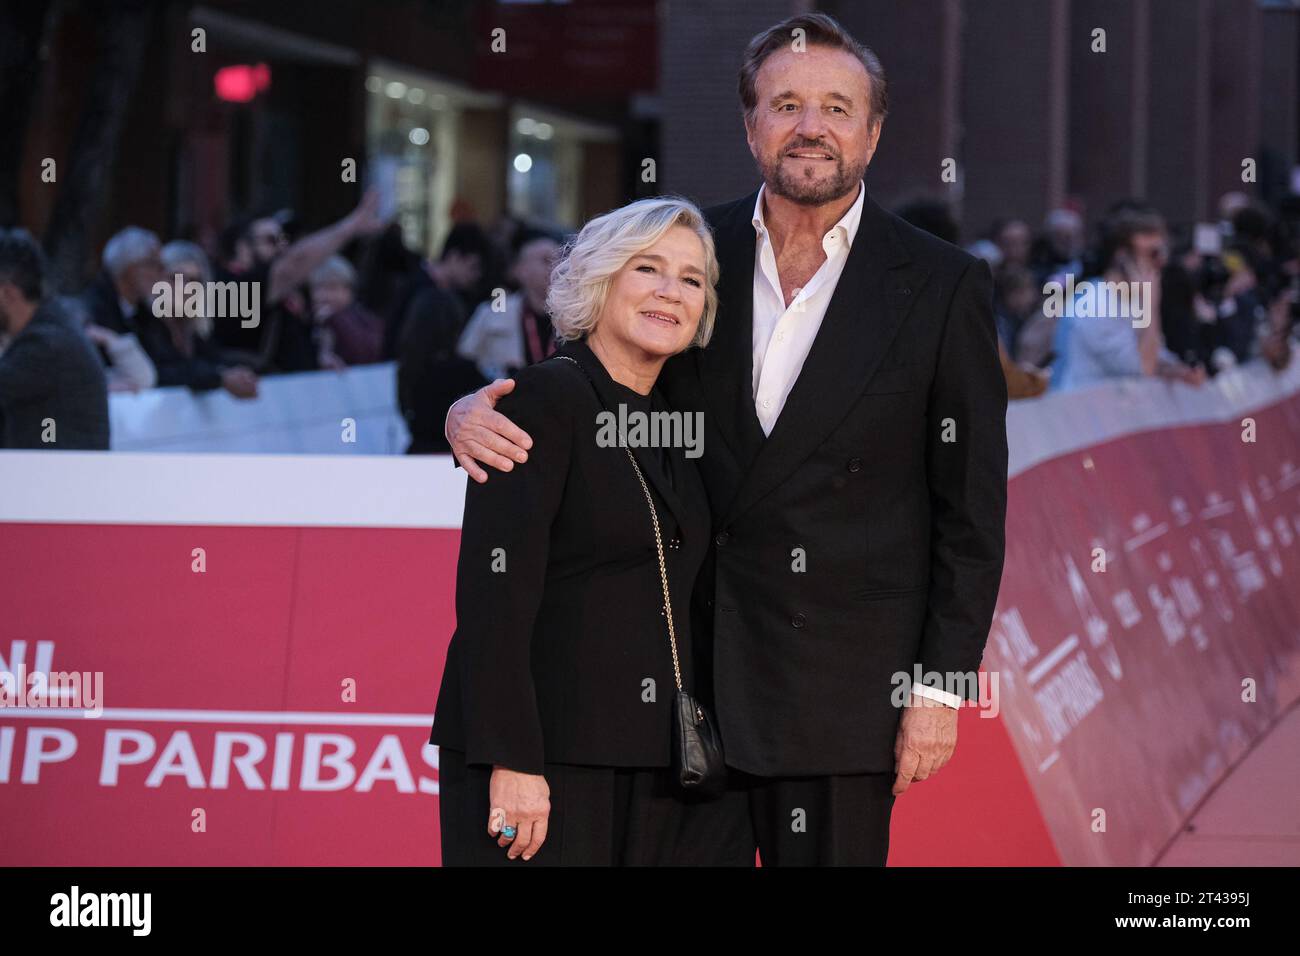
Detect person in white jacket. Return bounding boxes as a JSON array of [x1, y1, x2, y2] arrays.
[[457, 230, 560, 380], [55, 294, 157, 392], [84, 322, 157, 392]]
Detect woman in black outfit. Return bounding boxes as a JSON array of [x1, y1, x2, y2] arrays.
[[430, 197, 749, 865]]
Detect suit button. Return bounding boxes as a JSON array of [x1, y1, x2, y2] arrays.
[[792, 613, 806, 628], [715, 531, 730, 547], [847, 457, 862, 473], [668, 537, 681, 550], [706, 598, 714, 609]]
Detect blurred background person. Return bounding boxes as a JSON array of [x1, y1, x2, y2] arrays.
[[994, 265, 1050, 398], [396, 275, 483, 456], [895, 198, 1046, 399], [376, 221, 496, 362], [214, 189, 388, 373], [1032, 208, 1085, 284], [79, 226, 163, 338], [429, 222, 497, 320], [357, 222, 429, 362], [993, 218, 1033, 271], [309, 255, 385, 370], [144, 240, 258, 398], [456, 228, 562, 381], [1051, 205, 1206, 392], [66, 225, 161, 392], [0, 228, 109, 450]]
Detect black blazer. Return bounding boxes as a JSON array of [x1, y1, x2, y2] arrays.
[[659, 185, 1009, 776], [429, 339, 713, 773]]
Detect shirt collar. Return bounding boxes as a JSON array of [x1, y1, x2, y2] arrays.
[[751, 178, 866, 248]]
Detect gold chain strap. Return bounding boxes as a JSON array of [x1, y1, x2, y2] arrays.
[[622, 446, 684, 693], [553, 355, 684, 692]]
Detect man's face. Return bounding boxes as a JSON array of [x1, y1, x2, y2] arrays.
[[121, 251, 164, 306], [745, 45, 880, 207], [249, 218, 288, 267]]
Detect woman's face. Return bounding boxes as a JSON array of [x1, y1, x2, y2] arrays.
[[594, 224, 706, 360], [310, 277, 354, 319]]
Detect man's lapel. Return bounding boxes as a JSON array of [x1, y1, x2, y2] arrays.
[[700, 188, 767, 472], [723, 189, 928, 526]]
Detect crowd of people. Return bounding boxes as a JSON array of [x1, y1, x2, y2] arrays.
[[1, 185, 1297, 452], [905, 190, 1299, 399], [0, 188, 569, 452]]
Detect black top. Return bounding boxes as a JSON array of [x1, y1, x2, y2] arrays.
[[605, 377, 675, 492], [430, 338, 712, 773], [135, 317, 231, 392]]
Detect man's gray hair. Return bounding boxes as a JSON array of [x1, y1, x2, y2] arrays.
[[738, 13, 888, 129], [102, 227, 161, 278]]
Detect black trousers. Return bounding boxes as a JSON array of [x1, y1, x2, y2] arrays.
[[728, 768, 898, 866], [437, 748, 753, 866]]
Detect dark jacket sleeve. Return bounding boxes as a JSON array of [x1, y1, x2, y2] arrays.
[[454, 365, 573, 773], [397, 287, 483, 454], [0, 330, 56, 404], [918, 257, 1008, 700], [153, 354, 225, 391]]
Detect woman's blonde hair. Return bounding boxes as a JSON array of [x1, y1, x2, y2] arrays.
[[547, 196, 718, 349]]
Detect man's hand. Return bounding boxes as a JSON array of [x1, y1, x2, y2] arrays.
[[893, 693, 959, 795], [446, 378, 534, 482]]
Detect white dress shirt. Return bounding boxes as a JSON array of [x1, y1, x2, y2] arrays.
[[749, 180, 963, 711]]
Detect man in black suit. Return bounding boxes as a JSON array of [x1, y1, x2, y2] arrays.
[[445, 13, 1007, 865]]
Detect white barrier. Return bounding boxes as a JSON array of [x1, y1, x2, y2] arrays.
[[1007, 358, 1300, 478], [100, 351, 1300, 473], [108, 361, 411, 455]]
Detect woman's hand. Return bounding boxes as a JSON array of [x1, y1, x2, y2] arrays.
[[487, 766, 550, 861]]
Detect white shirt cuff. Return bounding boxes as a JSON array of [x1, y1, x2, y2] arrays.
[[910, 684, 963, 709]]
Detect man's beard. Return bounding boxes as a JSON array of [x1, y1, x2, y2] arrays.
[[759, 146, 866, 207]]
